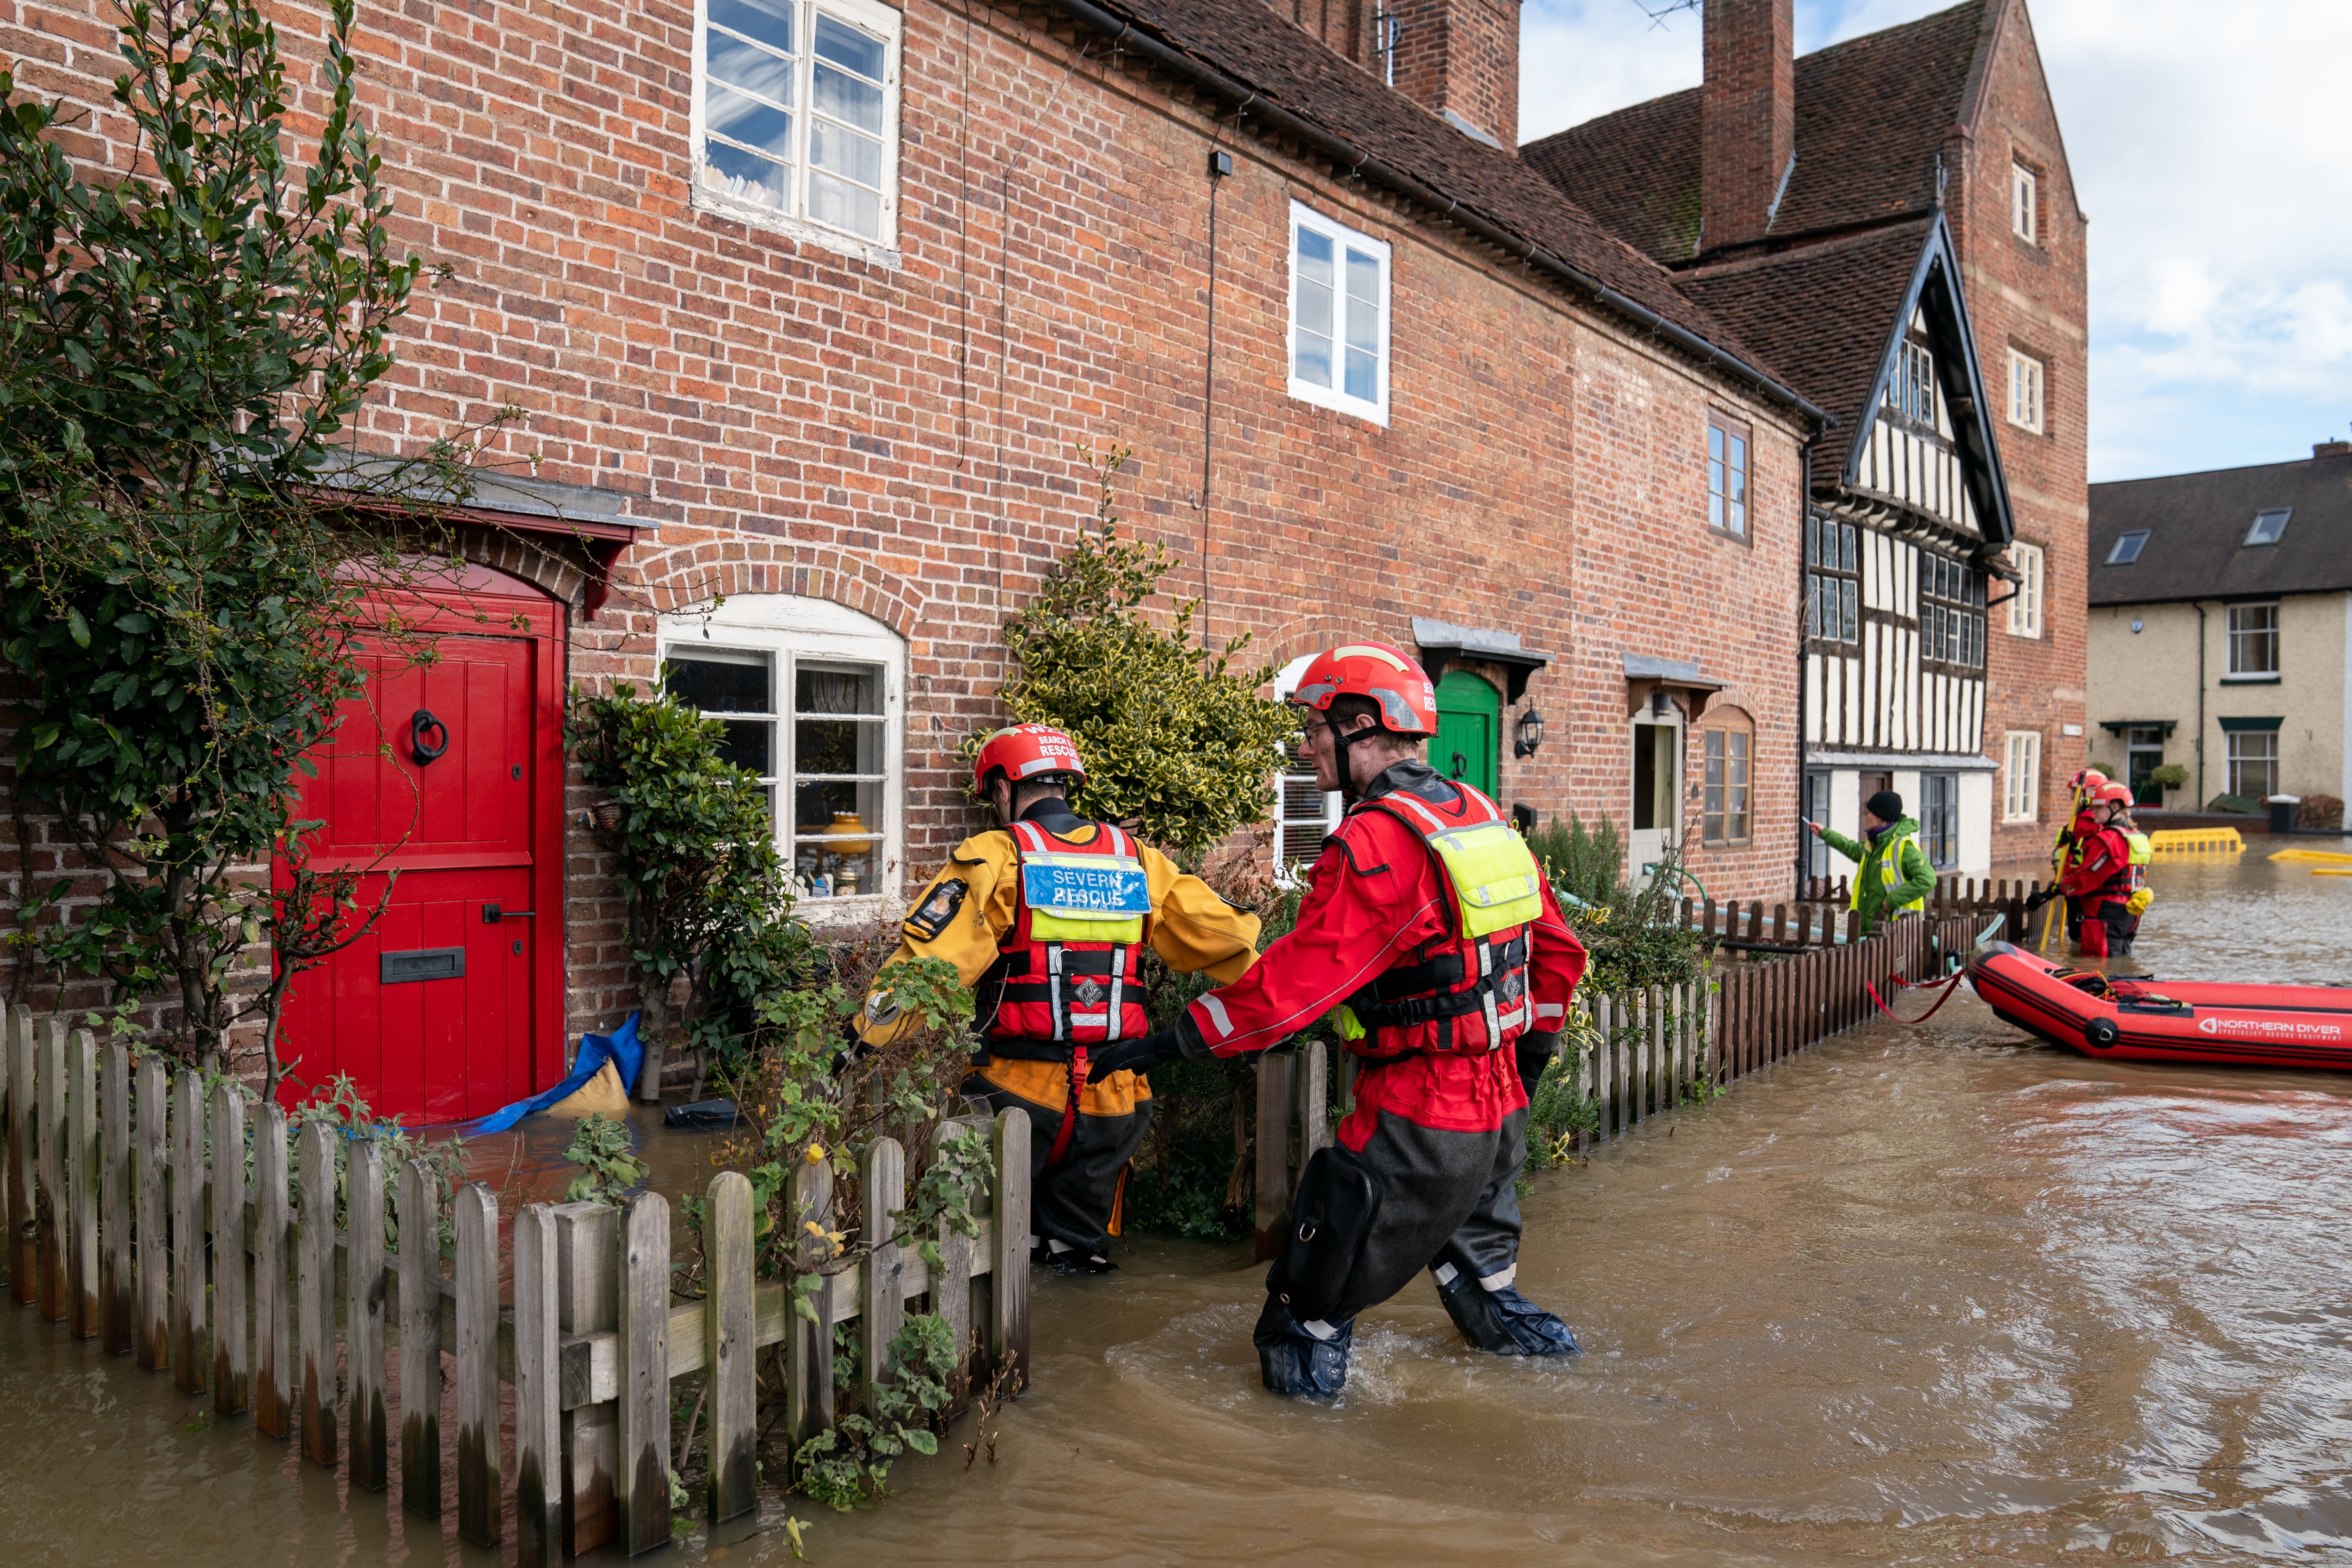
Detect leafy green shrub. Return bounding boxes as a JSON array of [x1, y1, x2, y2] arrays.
[[969, 446, 1297, 864], [2206, 793, 2262, 815], [2148, 763, 2190, 792], [1526, 812, 1627, 907], [792, 1312, 959, 1509], [1523, 1019, 1601, 1171], [567, 682, 811, 1094], [284, 1074, 470, 1255], [561, 1113, 649, 1206]]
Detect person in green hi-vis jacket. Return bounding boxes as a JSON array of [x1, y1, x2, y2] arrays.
[[1806, 789, 1938, 933]]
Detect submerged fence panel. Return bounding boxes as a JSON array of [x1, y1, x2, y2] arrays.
[[0, 1024, 1034, 1560]]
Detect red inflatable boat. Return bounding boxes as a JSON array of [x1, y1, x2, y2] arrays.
[[1967, 939, 2352, 1070]]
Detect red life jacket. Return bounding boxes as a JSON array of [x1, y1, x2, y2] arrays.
[[1335, 780, 1540, 1063], [978, 818, 1152, 1051]]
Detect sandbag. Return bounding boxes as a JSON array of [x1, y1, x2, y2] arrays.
[[545, 1060, 630, 1119]]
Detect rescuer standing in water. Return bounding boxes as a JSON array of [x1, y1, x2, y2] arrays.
[[857, 724, 1262, 1273], [1085, 642, 1588, 1397], [2049, 780, 2151, 957]]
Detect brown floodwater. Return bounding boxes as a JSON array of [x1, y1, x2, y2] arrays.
[[5, 842, 2350, 1565]]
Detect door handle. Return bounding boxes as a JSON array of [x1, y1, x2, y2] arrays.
[[411, 709, 450, 766], [1450, 750, 1469, 779], [483, 903, 539, 924]]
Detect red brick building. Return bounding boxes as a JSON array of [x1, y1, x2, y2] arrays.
[[1527, 0, 2089, 880], [1, 0, 1828, 1114]]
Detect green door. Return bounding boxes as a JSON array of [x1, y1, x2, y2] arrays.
[[1433, 670, 1500, 796]]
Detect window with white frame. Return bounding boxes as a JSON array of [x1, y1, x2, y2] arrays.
[[694, 0, 901, 249], [1270, 655, 1343, 879], [2011, 162, 2038, 243], [1889, 338, 1936, 425], [658, 595, 906, 910], [2226, 602, 2280, 676], [1287, 202, 1391, 423], [1707, 411, 1749, 538], [2227, 730, 2279, 799], [2003, 730, 2042, 822], [2007, 348, 2045, 433], [2007, 541, 2044, 637]]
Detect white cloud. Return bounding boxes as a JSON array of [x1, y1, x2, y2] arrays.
[[1520, 0, 2352, 479]]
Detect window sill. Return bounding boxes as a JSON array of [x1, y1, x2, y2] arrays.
[[2003, 627, 2043, 640], [691, 188, 903, 271], [794, 893, 900, 924], [1707, 526, 1752, 547], [1285, 382, 1391, 429], [2001, 814, 2039, 826], [2219, 675, 2281, 685]]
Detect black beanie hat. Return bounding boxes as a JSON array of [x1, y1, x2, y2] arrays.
[[1866, 789, 1905, 823]]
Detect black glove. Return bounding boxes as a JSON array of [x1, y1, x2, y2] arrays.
[[1086, 1028, 1185, 1079], [1515, 1032, 1561, 1100], [2024, 885, 2059, 912]]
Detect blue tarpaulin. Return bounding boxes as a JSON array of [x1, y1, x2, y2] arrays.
[[466, 1013, 643, 1135]]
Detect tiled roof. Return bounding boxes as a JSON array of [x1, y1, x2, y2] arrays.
[[2090, 453, 2352, 605], [1521, 0, 1997, 265], [1041, 0, 1800, 403], [1677, 221, 1931, 489]]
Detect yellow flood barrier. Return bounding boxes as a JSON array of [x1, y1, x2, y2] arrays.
[[2314, 867, 2352, 877], [2148, 827, 2246, 853], [2270, 847, 2352, 864]]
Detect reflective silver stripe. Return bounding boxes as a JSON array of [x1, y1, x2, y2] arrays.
[[1066, 1012, 1111, 1026], [1200, 994, 1233, 1037], [1432, 1261, 1460, 1287], [1014, 820, 1048, 854], [1048, 942, 1065, 1041], [1301, 1318, 1341, 1341], [1534, 1002, 1566, 1022], [1478, 1263, 1518, 1292], [1106, 943, 1126, 1040], [1478, 937, 1500, 1049]]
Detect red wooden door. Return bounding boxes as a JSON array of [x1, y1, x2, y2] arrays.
[[277, 572, 565, 1122]]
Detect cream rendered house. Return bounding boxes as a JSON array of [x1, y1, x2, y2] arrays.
[[2087, 441, 2352, 823]]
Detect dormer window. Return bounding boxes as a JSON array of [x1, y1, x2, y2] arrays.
[[1889, 339, 1935, 424], [2246, 508, 2291, 546], [2106, 529, 2149, 565]]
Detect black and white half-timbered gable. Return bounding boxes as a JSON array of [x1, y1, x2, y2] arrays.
[[1679, 217, 2020, 880]]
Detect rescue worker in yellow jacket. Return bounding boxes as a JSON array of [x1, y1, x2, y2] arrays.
[[858, 724, 1261, 1273]]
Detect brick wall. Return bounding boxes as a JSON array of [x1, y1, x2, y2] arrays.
[[1700, 0, 1794, 250], [1263, 0, 1372, 70], [1385, 0, 1521, 150], [1951, 0, 2089, 869], [0, 0, 1809, 1045]]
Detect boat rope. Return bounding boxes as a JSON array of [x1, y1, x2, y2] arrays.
[[1866, 969, 1970, 1025]]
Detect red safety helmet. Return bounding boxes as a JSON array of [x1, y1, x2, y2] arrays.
[[1288, 640, 1438, 736], [2069, 767, 2109, 792], [973, 723, 1087, 796], [2094, 781, 2134, 807]]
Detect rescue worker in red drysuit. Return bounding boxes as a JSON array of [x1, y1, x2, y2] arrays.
[[2058, 782, 2140, 957], [1089, 642, 1588, 1397], [2052, 768, 2109, 947], [857, 724, 1261, 1273]]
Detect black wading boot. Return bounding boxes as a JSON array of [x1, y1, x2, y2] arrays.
[[1254, 1296, 1354, 1398], [1433, 1263, 1580, 1356]]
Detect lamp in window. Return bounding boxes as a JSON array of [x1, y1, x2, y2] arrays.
[[1514, 706, 1546, 759]]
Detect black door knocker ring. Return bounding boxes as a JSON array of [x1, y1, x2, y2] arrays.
[[410, 708, 450, 766]]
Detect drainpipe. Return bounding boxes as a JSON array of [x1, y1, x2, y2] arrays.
[[2195, 600, 2208, 804], [1795, 451, 1816, 901]]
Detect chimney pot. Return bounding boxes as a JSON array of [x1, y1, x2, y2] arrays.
[[1702, 0, 1796, 252], [2315, 440, 2352, 458]]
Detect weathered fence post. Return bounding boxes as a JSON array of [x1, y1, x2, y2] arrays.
[[860, 1137, 907, 1420], [990, 1106, 1032, 1390], [134, 1055, 167, 1369], [929, 1122, 978, 1413], [297, 1119, 336, 1465], [614, 1188, 672, 1556], [169, 1067, 205, 1392], [100, 1042, 131, 1355], [398, 1159, 444, 1513], [1253, 1052, 1295, 1260], [210, 1083, 247, 1415], [785, 1157, 834, 1460], [68, 1029, 97, 1340], [1299, 1039, 1329, 1162], [455, 1181, 501, 1549], [8, 1005, 32, 1307], [39, 1019, 66, 1322], [514, 1201, 563, 1568], [347, 1138, 387, 1487], [704, 1170, 756, 1527], [554, 1200, 618, 1555], [254, 1102, 290, 1440]]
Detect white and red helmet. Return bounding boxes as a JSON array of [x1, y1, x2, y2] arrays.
[[2094, 780, 2134, 808], [973, 723, 1087, 795], [1288, 640, 1438, 737]]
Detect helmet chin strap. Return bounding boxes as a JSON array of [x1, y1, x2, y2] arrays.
[[1331, 720, 1379, 808]]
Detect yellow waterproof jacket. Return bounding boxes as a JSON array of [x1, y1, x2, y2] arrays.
[[859, 806, 1261, 1118]]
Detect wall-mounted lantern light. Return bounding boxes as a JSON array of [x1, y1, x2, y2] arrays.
[[1514, 706, 1546, 758]]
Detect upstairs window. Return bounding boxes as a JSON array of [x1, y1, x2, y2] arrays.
[[1288, 202, 1391, 424], [694, 0, 901, 248], [2226, 603, 2280, 677], [1889, 339, 1936, 425], [2007, 348, 2045, 433], [1708, 412, 1749, 538], [1700, 709, 1753, 846], [2106, 529, 2149, 565], [2011, 162, 2038, 243], [1920, 554, 1985, 669], [1806, 515, 1859, 646], [2246, 507, 2291, 546], [2007, 541, 2045, 637], [2003, 730, 2042, 823]]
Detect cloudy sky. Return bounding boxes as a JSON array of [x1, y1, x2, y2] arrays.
[[1518, 0, 2352, 483]]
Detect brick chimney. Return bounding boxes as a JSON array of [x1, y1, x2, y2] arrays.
[[1702, 0, 1795, 250], [2315, 438, 2352, 458], [1384, 0, 1521, 151], [1267, 0, 1375, 68]]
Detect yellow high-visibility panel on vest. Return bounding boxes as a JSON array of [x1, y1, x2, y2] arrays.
[[1423, 819, 1545, 938], [1849, 831, 1926, 915]]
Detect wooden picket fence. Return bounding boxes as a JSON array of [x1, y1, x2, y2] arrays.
[[0, 1002, 1033, 1560]]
